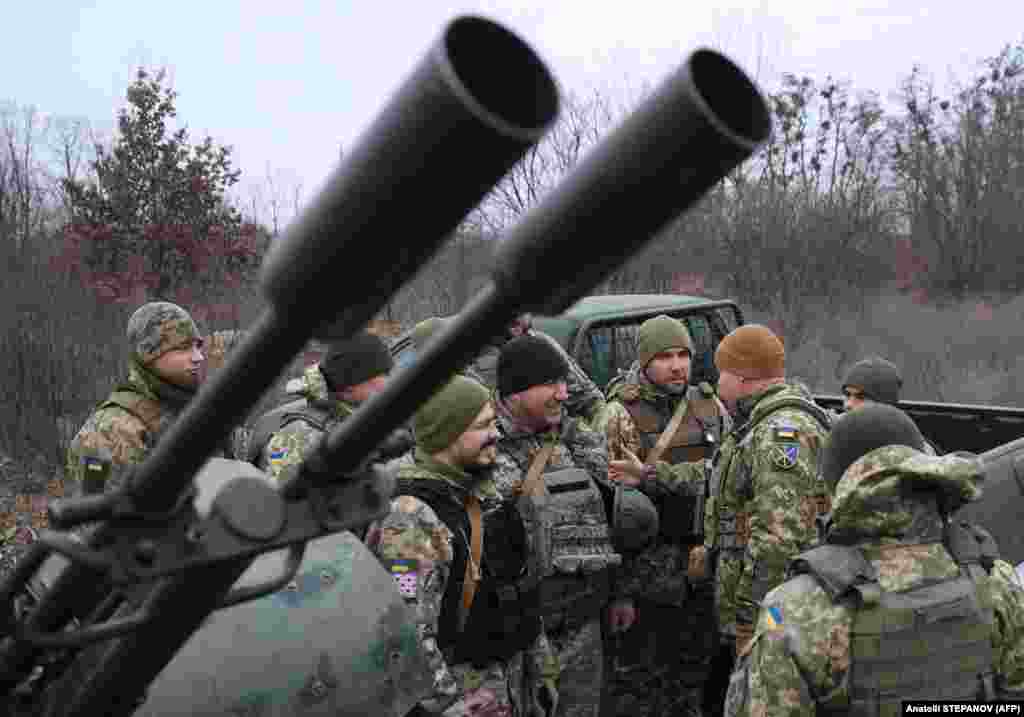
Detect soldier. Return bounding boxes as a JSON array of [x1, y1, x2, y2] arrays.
[[724, 403, 1024, 715], [472, 314, 605, 424], [841, 356, 940, 454], [594, 314, 729, 717], [66, 301, 208, 497], [840, 356, 901, 412], [490, 335, 634, 717], [365, 375, 560, 716], [619, 324, 831, 713], [256, 331, 398, 482]]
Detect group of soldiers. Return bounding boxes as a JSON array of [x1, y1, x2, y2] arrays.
[[62, 300, 1024, 716]]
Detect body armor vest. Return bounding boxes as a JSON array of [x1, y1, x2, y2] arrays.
[[245, 399, 334, 465], [517, 467, 622, 627], [393, 477, 541, 667], [624, 393, 720, 543], [789, 531, 996, 715]]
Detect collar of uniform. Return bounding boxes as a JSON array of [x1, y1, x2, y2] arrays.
[[735, 382, 789, 422]]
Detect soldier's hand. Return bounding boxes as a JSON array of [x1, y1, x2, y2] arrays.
[[609, 447, 646, 485], [606, 598, 637, 634], [464, 687, 502, 716]]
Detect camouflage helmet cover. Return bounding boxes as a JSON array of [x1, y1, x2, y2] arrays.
[[126, 301, 200, 365]]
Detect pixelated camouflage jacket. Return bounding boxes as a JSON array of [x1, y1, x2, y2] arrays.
[[727, 447, 1024, 717], [474, 329, 606, 425], [490, 403, 629, 604], [594, 362, 729, 606], [65, 359, 200, 496], [257, 364, 356, 483], [364, 451, 558, 715], [701, 382, 831, 634]]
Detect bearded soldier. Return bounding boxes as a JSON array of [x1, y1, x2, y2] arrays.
[[366, 375, 560, 716], [615, 324, 832, 713], [594, 315, 729, 717], [490, 336, 634, 717], [66, 301, 209, 496], [725, 404, 1024, 715]]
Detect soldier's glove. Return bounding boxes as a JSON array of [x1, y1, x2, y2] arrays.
[[735, 622, 755, 659]]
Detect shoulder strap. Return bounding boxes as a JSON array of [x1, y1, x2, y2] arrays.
[[788, 544, 881, 605], [519, 442, 556, 498], [738, 396, 832, 447], [279, 403, 333, 433], [944, 521, 998, 579], [647, 397, 690, 465], [461, 495, 483, 628], [101, 390, 163, 435]]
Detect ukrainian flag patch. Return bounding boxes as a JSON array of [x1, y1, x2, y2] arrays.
[[765, 605, 784, 630], [388, 559, 419, 599]]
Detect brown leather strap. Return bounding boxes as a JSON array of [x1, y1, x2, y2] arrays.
[[519, 441, 556, 498], [460, 494, 483, 627], [646, 398, 690, 465]]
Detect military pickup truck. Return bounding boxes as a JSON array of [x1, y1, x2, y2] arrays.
[[391, 293, 1024, 454], [390, 293, 1024, 567]]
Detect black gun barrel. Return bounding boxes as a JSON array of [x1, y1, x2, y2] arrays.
[[0, 16, 558, 714], [314, 47, 770, 476]]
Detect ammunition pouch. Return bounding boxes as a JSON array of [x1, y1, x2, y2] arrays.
[[539, 570, 612, 632]]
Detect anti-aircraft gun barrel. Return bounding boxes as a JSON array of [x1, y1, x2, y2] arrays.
[[0, 16, 558, 715], [303, 48, 772, 484]]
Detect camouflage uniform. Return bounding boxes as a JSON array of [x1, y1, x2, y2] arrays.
[[652, 382, 830, 646], [256, 364, 355, 483], [473, 330, 604, 424], [490, 406, 619, 717], [593, 363, 729, 717], [725, 446, 1024, 716], [365, 453, 558, 716], [66, 302, 212, 496]]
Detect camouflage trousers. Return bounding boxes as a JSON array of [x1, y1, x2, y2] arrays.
[[603, 591, 717, 717], [544, 615, 603, 717]]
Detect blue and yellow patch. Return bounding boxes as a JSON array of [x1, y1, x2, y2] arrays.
[[765, 605, 784, 630], [269, 448, 287, 464], [386, 558, 419, 600]]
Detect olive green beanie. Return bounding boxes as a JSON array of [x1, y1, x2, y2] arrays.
[[637, 315, 693, 368], [414, 375, 492, 454], [411, 316, 449, 349]]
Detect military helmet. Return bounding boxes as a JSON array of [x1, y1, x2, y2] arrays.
[[611, 485, 659, 552]]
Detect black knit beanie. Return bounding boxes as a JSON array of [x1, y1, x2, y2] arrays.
[[497, 336, 569, 398], [822, 403, 926, 490], [320, 331, 394, 392], [842, 357, 903, 405]]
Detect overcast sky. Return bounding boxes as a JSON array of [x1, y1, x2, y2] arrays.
[[3, 1, 1021, 224]]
